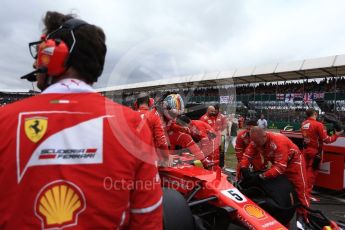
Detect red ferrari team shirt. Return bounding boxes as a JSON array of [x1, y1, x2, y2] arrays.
[[240, 132, 309, 209], [0, 79, 162, 229], [189, 120, 214, 141], [235, 129, 264, 170], [138, 106, 168, 149], [200, 113, 227, 133], [301, 117, 338, 151]]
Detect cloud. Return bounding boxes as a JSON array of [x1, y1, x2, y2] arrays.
[[1, 0, 345, 90]]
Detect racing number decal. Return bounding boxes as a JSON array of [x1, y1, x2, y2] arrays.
[[229, 190, 243, 201], [221, 188, 247, 203]]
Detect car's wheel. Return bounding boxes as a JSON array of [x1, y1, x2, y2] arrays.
[[163, 187, 195, 230], [249, 175, 297, 225]]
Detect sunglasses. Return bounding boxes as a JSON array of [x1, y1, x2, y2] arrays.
[[28, 40, 42, 59], [28, 26, 78, 60]]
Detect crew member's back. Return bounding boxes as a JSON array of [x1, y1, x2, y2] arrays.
[[0, 90, 162, 229]]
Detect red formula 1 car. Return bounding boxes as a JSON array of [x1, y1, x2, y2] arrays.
[[159, 155, 341, 230]]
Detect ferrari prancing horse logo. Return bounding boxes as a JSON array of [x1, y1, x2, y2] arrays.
[[24, 117, 48, 143]]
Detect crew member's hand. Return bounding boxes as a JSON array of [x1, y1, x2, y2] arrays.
[[335, 130, 344, 136], [158, 154, 173, 167], [240, 168, 251, 179], [201, 158, 218, 168], [312, 154, 322, 170], [240, 168, 263, 182], [296, 208, 310, 228], [158, 160, 170, 167]]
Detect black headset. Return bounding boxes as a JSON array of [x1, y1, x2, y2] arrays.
[[21, 18, 88, 82]]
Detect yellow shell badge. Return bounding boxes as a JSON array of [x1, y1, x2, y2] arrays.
[[243, 204, 266, 219], [24, 117, 48, 143], [35, 180, 86, 229]]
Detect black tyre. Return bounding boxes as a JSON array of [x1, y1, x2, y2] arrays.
[[259, 175, 297, 225], [240, 174, 297, 225], [163, 187, 195, 230]]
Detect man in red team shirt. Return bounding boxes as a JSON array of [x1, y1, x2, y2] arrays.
[[176, 115, 217, 160], [135, 93, 170, 163], [200, 105, 227, 163], [235, 119, 264, 179], [240, 127, 310, 222], [301, 108, 343, 200], [157, 94, 216, 168], [238, 115, 244, 129], [0, 11, 162, 229]]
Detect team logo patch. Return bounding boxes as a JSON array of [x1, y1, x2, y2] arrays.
[[302, 123, 310, 129], [25, 117, 48, 143], [269, 142, 277, 150], [243, 204, 266, 219], [35, 180, 86, 229], [17, 112, 106, 183]]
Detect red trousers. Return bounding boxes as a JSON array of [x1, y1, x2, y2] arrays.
[[303, 147, 319, 197], [286, 154, 310, 216]]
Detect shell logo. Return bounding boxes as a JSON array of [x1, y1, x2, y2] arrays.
[[323, 227, 332, 230], [35, 180, 86, 229], [243, 204, 266, 219]]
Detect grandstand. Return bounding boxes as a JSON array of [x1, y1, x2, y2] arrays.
[[98, 54, 345, 129], [1, 54, 344, 130], [0, 90, 37, 107]]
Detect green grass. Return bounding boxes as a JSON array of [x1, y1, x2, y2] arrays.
[[225, 142, 237, 170]]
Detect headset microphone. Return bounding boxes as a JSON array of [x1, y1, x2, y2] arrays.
[[20, 67, 48, 82]]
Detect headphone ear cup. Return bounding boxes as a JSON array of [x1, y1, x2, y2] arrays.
[[36, 39, 69, 77]]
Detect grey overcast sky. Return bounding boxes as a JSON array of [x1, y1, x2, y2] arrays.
[[1, 0, 345, 90]]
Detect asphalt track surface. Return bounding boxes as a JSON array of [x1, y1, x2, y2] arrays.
[[310, 187, 345, 227]]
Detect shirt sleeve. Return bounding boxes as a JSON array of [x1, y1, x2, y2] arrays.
[[318, 122, 338, 144], [221, 116, 228, 131], [129, 122, 163, 230], [150, 111, 169, 150], [179, 133, 205, 160], [235, 134, 246, 162], [129, 160, 163, 230], [262, 144, 289, 178], [239, 141, 256, 168]]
